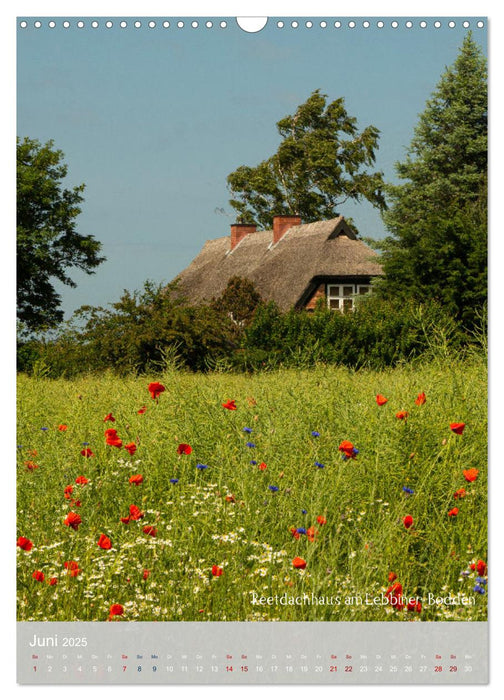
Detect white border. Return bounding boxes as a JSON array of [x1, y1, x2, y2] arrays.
[[4, 2, 501, 699]]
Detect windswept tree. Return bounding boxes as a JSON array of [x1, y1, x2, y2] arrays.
[[376, 34, 487, 328], [17, 137, 105, 332], [227, 89, 386, 229]]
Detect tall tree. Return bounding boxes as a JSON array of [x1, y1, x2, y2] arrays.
[[227, 90, 386, 229], [17, 137, 105, 332], [377, 34, 487, 327]]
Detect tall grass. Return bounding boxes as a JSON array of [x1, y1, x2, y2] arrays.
[[16, 355, 487, 622]]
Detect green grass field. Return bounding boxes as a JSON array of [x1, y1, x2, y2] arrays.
[[16, 357, 487, 622]]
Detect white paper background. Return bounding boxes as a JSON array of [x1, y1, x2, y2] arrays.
[[4, 2, 501, 699]]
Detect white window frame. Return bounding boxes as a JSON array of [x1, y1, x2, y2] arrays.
[[326, 283, 371, 311]]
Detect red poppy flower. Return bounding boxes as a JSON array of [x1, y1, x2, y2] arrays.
[[450, 422, 466, 435], [109, 604, 124, 618], [407, 600, 422, 613], [453, 488, 467, 499], [386, 582, 404, 609], [403, 514, 414, 529], [338, 440, 355, 458], [129, 504, 144, 520], [415, 392, 426, 406], [292, 556, 307, 569], [463, 468, 479, 482], [177, 443, 192, 455], [58, 424, 68, 431], [395, 411, 409, 420], [148, 382, 165, 400], [124, 442, 137, 456], [24, 460, 39, 470], [80, 448, 94, 458], [120, 504, 142, 523], [386, 581, 403, 598], [290, 527, 300, 540], [211, 565, 224, 577], [129, 474, 144, 485], [75, 475, 89, 485], [106, 432, 123, 447], [17, 536, 33, 551], [448, 507, 459, 517], [48, 577, 58, 586], [64, 512, 82, 530], [222, 399, 237, 410], [64, 560, 80, 571], [476, 560, 487, 576], [64, 485, 73, 499], [138, 406, 147, 414], [143, 569, 150, 580], [388, 571, 397, 582], [63, 560, 81, 577], [258, 462, 267, 471], [32, 570, 45, 582], [103, 413, 116, 422], [225, 494, 236, 503], [71, 499, 82, 508], [306, 526, 318, 542], [316, 515, 327, 525], [97, 534, 112, 550], [376, 394, 388, 406], [143, 526, 157, 537], [104, 428, 118, 437]]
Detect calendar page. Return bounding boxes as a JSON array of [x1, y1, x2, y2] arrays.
[[15, 4, 489, 686]]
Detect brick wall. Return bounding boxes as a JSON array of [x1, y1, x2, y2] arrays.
[[305, 283, 326, 311]]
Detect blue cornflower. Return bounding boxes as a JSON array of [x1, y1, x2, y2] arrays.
[[473, 584, 486, 595], [243, 427, 253, 433], [246, 442, 256, 448], [302, 509, 307, 515], [170, 478, 179, 484], [268, 485, 279, 492], [196, 463, 209, 470], [296, 527, 307, 535], [250, 460, 257, 465], [475, 577, 487, 585], [352, 448, 359, 456], [315, 462, 325, 468], [17, 445, 23, 449], [82, 442, 89, 446], [402, 486, 414, 494], [41, 427, 48, 431], [311, 431, 320, 437]]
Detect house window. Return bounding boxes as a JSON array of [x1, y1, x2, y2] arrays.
[[326, 284, 371, 311]]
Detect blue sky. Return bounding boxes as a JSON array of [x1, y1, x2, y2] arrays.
[[16, 13, 487, 318]]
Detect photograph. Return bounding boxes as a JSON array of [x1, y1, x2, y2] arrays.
[[16, 13, 487, 636]]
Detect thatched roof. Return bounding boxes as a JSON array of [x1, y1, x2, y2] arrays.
[[173, 216, 383, 310]]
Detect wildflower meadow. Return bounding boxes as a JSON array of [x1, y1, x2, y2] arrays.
[[17, 356, 487, 623]]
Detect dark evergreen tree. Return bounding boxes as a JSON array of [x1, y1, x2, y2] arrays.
[[377, 34, 487, 328]]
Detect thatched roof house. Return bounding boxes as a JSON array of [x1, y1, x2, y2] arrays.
[[174, 215, 383, 312]]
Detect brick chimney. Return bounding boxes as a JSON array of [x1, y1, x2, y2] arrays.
[[230, 223, 257, 250], [273, 215, 301, 245]]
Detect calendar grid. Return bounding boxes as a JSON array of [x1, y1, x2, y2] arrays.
[[17, 621, 488, 684]]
